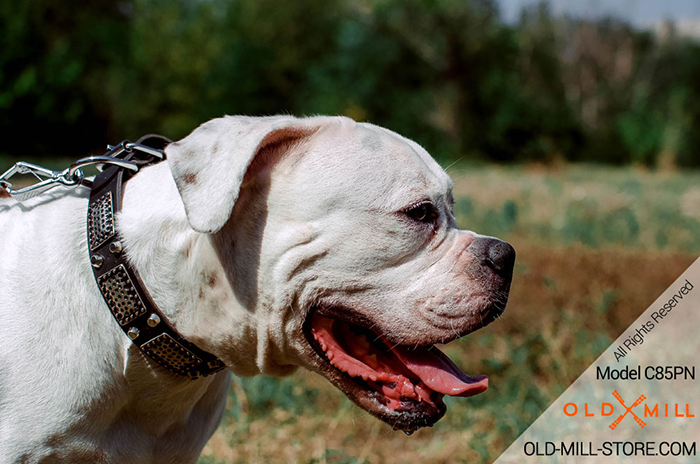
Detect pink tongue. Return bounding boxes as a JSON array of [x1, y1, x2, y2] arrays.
[[392, 345, 488, 397]]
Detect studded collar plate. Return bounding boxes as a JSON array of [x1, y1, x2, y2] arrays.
[[87, 138, 225, 379]]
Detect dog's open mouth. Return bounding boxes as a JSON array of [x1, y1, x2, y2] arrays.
[[305, 312, 488, 433]]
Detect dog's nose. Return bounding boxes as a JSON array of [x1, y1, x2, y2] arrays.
[[468, 237, 516, 278]]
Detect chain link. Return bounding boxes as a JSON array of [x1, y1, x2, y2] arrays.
[[0, 141, 163, 202]]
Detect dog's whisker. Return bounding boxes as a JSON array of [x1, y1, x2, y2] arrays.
[[444, 156, 466, 173], [449, 319, 460, 340]]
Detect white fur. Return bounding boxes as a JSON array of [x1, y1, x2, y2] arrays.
[[0, 116, 507, 462]]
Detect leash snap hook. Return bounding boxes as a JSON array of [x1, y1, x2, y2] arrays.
[[1, 138, 163, 203], [0, 162, 68, 201], [0, 157, 140, 201]]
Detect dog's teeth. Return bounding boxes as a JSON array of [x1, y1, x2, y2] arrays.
[[311, 330, 327, 351]]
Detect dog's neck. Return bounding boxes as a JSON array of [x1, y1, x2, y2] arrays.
[[117, 162, 291, 378]]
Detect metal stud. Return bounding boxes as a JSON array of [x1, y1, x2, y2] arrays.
[[127, 327, 140, 340], [147, 313, 161, 327], [91, 254, 104, 268], [109, 241, 123, 254]]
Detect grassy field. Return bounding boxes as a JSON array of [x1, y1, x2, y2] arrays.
[[197, 163, 699, 464]]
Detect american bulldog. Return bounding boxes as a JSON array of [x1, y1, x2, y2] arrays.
[[0, 116, 514, 463]]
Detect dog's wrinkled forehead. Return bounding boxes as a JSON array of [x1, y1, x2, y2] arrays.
[[290, 120, 454, 212]]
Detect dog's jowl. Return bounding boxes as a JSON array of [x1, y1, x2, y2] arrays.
[[0, 115, 514, 463]]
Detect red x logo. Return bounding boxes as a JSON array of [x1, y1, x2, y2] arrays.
[[609, 390, 646, 430]]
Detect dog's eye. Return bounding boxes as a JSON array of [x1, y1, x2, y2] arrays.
[[404, 202, 438, 224]]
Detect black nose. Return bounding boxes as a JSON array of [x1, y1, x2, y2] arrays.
[[468, 237, 516, 278]]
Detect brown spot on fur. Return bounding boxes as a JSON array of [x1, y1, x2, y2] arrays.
[[198, 271, 219, 298], [0, 187, 10, 198], [183, 241, 193, 258], [46, 433, 65, 448], [182, 173, 197, 185]]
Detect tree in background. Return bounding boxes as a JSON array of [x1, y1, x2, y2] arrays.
[[0, 0, 129, 157], [620, 27, 700, 168], [0, 0, 698, 166], [517, 4, 700, 167]]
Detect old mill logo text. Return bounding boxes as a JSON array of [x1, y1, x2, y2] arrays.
[[563, 390, 694, 429]]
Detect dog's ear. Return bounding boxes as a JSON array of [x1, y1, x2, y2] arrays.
[[166, 116, 319, 233]]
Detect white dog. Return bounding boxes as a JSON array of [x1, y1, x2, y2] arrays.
[[0, 116, 514, 463]]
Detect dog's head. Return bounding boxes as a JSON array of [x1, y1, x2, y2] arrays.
[[166, 116, 514, 433]]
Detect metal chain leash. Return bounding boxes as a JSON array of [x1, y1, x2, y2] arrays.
[[0, 142, 164, 202]]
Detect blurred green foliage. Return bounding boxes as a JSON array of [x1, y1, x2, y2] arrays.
[[452, 164, 700, 252], [1, 0, 699, 166]]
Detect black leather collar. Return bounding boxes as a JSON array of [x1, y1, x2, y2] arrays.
[[87, 136, 225, 379]]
